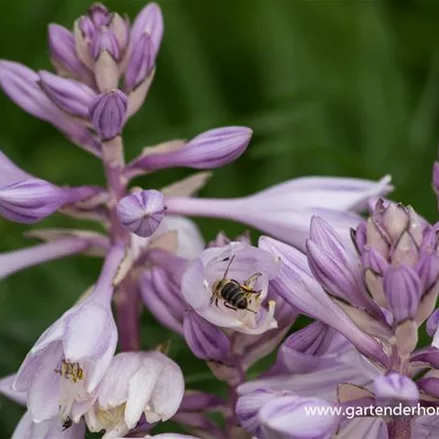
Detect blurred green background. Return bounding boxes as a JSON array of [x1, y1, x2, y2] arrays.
[[1, 0, 439, 436]]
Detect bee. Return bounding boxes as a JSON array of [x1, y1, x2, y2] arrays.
[[61, 416, 73, 431], [211, 255, 262, 313]]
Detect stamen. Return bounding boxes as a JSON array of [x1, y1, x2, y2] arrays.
[[54, 359, 85, 383]]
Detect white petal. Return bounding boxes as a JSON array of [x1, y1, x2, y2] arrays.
[[124, 357, 163, 429], [97, 352, 143, 408], [150, 352, 185, 421]]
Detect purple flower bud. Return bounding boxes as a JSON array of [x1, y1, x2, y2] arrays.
[[427, 309, 439, 337], [109, 13, 129, 52], [373, 373, 419, 403], [417, 252, 439, 292], [124, 33, 154, 92], [39, 71, 96, 119], [417, 376, 439, 399], [88, 2, 110, 27], [78, 15, 96, 41], [129, 127, 252, 171], [117, 189, 165, 237], [131, 2, 164, 58], [0, 178, 95, 225], [183, 311, 233, 364], [48, 24, 93, 85], [362, 247, 388, 275], [92, 28, 120, 61], [89, 89, 128, 140], [258, 395, 341, 439], [236, 389, 281, 437], [383, 265, 421, 323]]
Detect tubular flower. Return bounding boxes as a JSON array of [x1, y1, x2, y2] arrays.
[[85, 351, 184, 438], [181, 242, 280, 335], [0, 150, 98, 223], [12, 244, 124, 425], [165, 175, 392, 250]]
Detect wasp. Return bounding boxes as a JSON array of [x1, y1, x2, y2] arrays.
[[211, 255, 262, 313], [61, 416, 73, 431]]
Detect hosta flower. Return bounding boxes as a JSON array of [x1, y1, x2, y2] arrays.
[[86, 351, 184, 438], [12, 244, 124, 424], [166, 175, 392, 250], [0, 150, 97, 223], [0, 374, 86, 439], [126, 127, 252, 172], [181, 242, 280, 334]]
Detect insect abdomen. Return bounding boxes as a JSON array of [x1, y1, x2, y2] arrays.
[[221, 281, 248, 309]]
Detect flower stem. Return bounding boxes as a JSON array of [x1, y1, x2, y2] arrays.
[[101, 135, 140, 351], [387, 417, 411, 439]]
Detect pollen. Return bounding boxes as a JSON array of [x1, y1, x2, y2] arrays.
[[54, 360, 85, 383]]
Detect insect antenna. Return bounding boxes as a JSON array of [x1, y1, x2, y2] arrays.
[[222, 254, 236, 279]]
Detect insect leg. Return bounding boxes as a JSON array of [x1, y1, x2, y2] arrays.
[[243, 272, 262, 289], [223, 302, 238, 312]]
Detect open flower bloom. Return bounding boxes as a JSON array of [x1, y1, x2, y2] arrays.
[[0, 374, 86, 439], [181, 242, 281, 334], [0, 150, 98, 223], [86, 351, 184, 438], [12, 244, 124, 425], [166, 175, 392, 250]]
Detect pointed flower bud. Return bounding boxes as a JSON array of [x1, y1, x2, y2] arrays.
[[131, 2, 164, 57], [383, 265, 421, 323], [0, 151, 97, 223], [258, 395, 341, 439], [39, 71, 96, 119], [88, 2, 110, 27], [117, 189, 165, 237], [48, 24, 93, 85], [140, 267, 185, 334], [87, 351, 184, 437], [373, 373, 419, 403], [128, 127, 252, 172], [92, 28, 120, 61], [89, 89, 128, 140], [166, 175, 391, 251], [183, 311, 233, 364], [124, 33, 154, 92], [13, 244, 124, 423], [182, 242, 280, 334], [109, 13, 129, 52], [417, 252, 439, 292], [259, 236, 390, 367]]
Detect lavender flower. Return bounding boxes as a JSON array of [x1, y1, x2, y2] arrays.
[[117, 189, 165, 237], [13, 244, 124, 424], [86, 351, 184, 437], [127, 127, 253, 172], [0, 151, 98, 223], [181, 242, 280, 334], [166, 175, 392, 250], [89, 90, 128, 141]]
